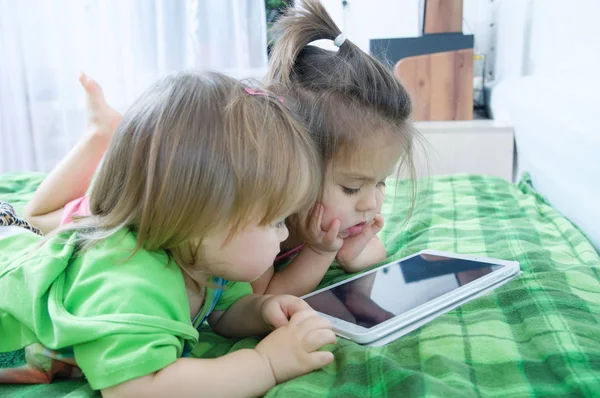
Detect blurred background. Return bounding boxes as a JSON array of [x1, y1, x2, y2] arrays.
[[0, 0, 497, 173]]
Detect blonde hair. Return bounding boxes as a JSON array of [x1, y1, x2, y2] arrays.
[[59, 71, 320, 288], [265, 0, 419, 238]]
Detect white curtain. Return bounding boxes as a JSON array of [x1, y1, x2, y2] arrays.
[[0, 0, 267, 173]]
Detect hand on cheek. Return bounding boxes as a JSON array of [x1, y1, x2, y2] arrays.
[[306, 204, 343, 255], [336, 214, 385, 268]]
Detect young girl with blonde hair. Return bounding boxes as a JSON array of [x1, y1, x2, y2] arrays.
[[0, 71, 335, 397]]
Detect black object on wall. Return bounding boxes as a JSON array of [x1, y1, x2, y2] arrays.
[[370, 33, 474, 68]]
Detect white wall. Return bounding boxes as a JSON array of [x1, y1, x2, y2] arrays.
[[318, 0, 421, 52], [316, 0, 492, 56]]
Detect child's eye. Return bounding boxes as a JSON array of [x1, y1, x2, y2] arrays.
[[377, 180, 386, 188], [275, 220, 286, 228], [341, 186, 361, 196]]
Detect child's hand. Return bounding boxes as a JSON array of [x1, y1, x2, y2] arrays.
[[336, 214, 385, 271], [306, 204, 343, 255], [255, 310, 336, 384], [261, 295, 314, 329]]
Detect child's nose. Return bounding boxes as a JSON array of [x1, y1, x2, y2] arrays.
[[356, 189, 378, 213]]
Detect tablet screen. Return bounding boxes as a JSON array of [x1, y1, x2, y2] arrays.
[[304, 254, 504, 329]]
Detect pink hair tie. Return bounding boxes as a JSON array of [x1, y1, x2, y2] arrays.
[[243, 87, 284, 104]]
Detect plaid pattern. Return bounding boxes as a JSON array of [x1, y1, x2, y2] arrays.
[[2, 173, 600, 397]]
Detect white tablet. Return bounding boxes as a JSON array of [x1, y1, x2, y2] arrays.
[[302, 249, 520, 344]]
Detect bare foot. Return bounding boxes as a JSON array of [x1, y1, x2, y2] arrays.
[[79, 72, 123, 142]]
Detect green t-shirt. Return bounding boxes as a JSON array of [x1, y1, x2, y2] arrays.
[[0, 228, 251, 390]]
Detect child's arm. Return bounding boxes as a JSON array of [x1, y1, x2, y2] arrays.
[[254, 205, 343, 296], [258, 246, 337, 296], [336, 215, 386, 273], [208, 294, 314, 336], [102, 311, 335, 398]]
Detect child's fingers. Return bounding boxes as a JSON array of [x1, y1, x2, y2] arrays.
[[309, 204, 323, 237], [308, 351, 335, 370], [303, 329, 337, 352], [278, 295, 314, 320], [297, 314, 333, 333], [323, 219, 341, 245], [262, 301, 290, 329], [265, 310, 288, 329], [289, 310, 320, 326], [372, 215, 384, 233]]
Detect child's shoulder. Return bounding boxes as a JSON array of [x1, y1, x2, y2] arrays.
[[59, 228, 189, 321], [2, 227, 184, 300], [77, 227, 170, 265], [69, 228, 181, 286], [61, 228, 190, 327]]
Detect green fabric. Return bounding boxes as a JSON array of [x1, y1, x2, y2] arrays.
[[2, 173, 600, 397], [212, 279, 253, 313], [0, 172, 45, 215], [0, 223, 251, 390]]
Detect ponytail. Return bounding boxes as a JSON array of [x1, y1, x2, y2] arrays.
[[266, 0, 411, 124]]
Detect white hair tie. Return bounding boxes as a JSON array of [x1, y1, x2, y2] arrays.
[[333, 33, 347, 47]]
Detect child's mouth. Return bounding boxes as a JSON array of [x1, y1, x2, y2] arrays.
[[346, 221, 366, 236]]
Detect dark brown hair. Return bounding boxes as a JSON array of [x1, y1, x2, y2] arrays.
[[265, 0, 418, 235]]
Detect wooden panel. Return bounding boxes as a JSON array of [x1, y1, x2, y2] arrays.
[[394, 49, 473, 121], [424, 0, 463, 34]]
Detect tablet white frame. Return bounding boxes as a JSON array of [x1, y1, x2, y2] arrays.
[[302, 249, 521, 344], [365, 270, 521, 346]]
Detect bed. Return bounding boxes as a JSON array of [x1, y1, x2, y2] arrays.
[[2, 172, 600, 397]]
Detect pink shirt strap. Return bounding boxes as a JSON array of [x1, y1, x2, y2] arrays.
[[274, 243, 305, 266], [60, 196, 91, 226]]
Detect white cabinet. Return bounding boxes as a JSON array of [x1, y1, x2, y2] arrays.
[[412, 120, 514, 181]]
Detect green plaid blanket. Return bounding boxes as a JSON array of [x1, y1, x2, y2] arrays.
[[2, 173, 599, 397]]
